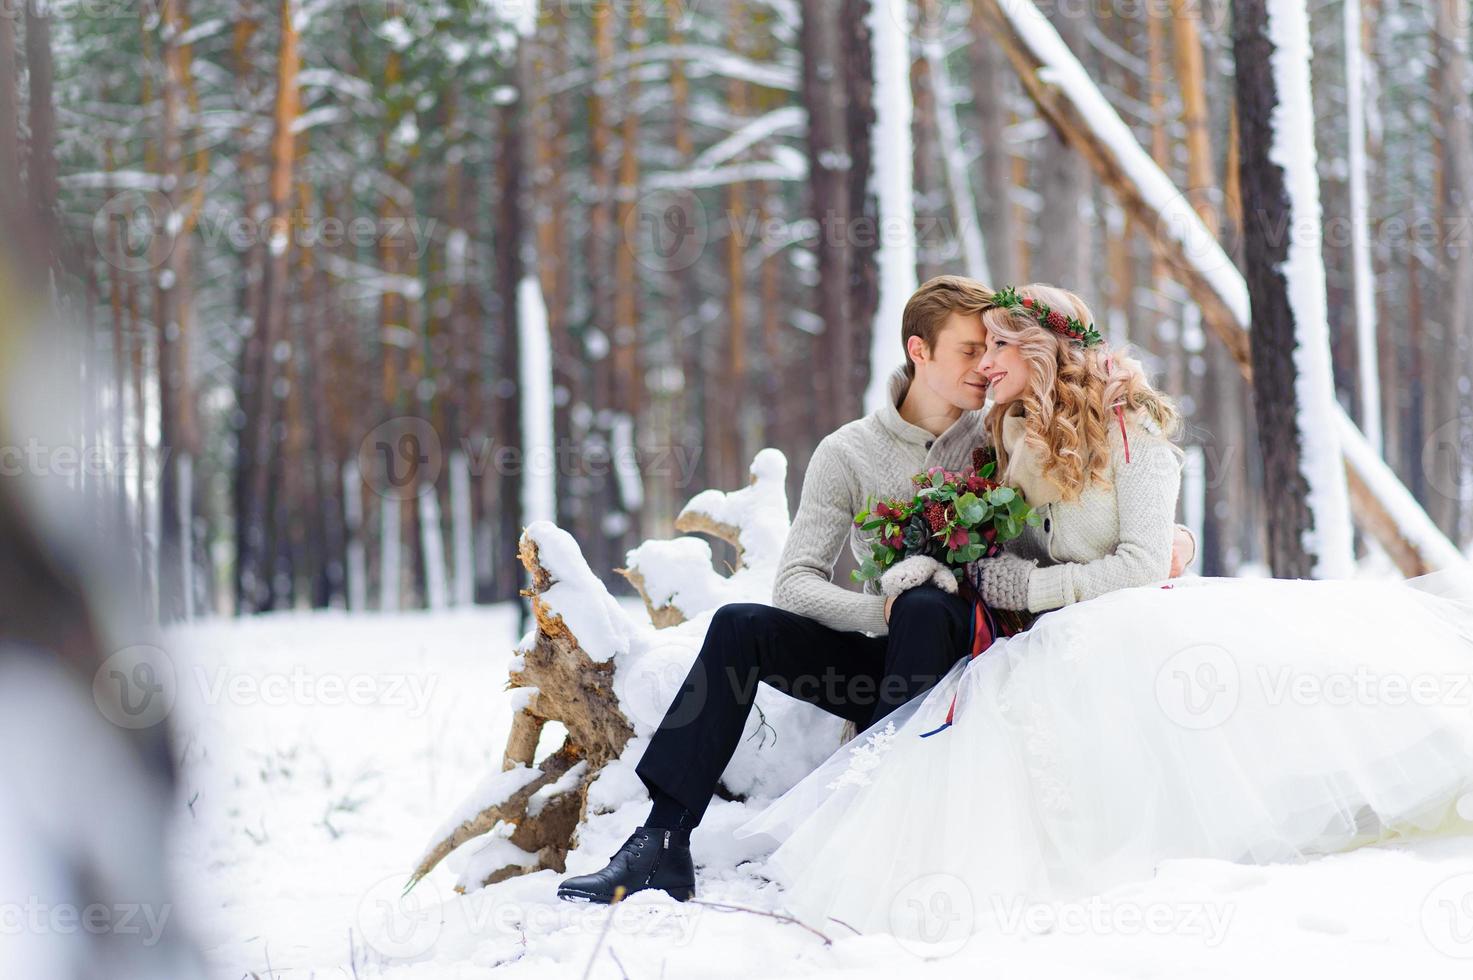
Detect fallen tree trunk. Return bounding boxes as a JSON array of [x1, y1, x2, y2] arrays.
[[975, 0, 1470, 578], [408, 450, 843, 893]]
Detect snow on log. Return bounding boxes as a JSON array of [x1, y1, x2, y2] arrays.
[[619, 448, 791, 625], [975, 0, 1469, 579]]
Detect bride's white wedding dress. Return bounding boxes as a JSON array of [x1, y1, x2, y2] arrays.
[[733, 570, 1473, 938]]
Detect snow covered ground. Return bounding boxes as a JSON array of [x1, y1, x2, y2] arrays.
[[163, 598, 1473, 978]]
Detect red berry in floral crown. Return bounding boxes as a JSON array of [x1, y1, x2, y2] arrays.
[[988, 285, 1104, 347]]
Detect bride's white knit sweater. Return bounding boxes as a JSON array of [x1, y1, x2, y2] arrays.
[[993, 398, 1186, 613], [771, 365, 1190, 634]]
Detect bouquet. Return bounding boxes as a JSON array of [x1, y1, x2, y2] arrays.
[[850, 445, 1041, 589]]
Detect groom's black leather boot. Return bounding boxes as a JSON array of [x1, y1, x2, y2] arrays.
[[556, 826, 695, 904]]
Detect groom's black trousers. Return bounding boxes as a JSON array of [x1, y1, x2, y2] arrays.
[[634, 584, 973, 825]]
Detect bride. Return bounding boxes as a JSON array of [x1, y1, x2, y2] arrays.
[[734, 283, 1473, 941]]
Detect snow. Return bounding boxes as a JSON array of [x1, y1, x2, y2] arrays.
[[862, 0, 919, 415], [419, 765, 544, 867], [518, 275, 556, 528], [162, 594, 1473, 977], [692, 106, 807, 172], [526, 761, 589, 819], [520, 521, 636, 664], [1265, 0, 1355, 578]]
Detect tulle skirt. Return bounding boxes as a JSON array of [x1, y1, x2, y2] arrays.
[[733, 571, 1473, 938]]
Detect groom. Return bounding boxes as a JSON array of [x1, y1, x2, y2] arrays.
[[557, 275, 1197, 905]]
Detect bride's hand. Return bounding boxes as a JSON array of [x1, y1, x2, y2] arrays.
[[1169, 525, 1196, 576], [966, 553, 1038, 611]]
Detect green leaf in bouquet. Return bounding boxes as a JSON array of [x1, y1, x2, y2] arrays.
[[1025, 511, 1042, 526], [1003, 516, 1020, 538], [957, 542, 986, 562], [860, 517, 886, 531], [989, 486, 1016, 504], [931, 470, 945, 488], [955, 493, 984, 525]]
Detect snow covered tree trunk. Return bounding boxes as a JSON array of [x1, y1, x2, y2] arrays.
[[518, 275, 556, 528], [862, 0, 917, 415], [1344, 0, 1380, 455], [379, 494, 400, 612], [450, 450, 474, 606], [418, 487, 449, 611], [918, 6, 991, 282], [342, 461, 367, 612], [1233, 0, 1354, 578]]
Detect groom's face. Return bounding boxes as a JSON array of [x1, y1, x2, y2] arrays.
[[913, 311, 990, 411]]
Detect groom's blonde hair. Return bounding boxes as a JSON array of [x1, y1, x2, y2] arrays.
[[901, 275, 994, 380]]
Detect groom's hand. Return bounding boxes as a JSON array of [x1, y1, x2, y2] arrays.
[[884, 594, 896, 624]]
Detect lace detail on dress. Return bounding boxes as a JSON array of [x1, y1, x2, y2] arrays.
[[1000, 662, 1076, 814], [826, 721, 898, 790]]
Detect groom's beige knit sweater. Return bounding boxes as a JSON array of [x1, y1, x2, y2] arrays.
[[772, 365, 991, 637], [772, 364, 1191, 635]]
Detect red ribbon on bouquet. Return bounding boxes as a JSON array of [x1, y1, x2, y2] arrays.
[[918, 582, 1034, 738]]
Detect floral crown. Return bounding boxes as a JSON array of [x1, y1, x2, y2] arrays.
[[989, 286, 1104, 347]]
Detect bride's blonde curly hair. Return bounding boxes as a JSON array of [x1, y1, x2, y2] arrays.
[[983, 283, 1183, 501]]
